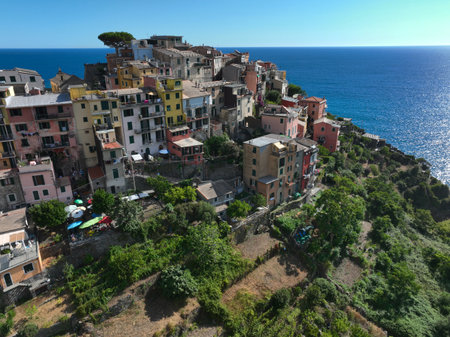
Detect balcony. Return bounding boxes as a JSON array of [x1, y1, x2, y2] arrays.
[[0, 133, 13, 141], [139, 110, 164, 119], [134, 124, 164, 134], [91, 110, 112, 116], [122, 98, 162, 107], [95, 124, 114, 131], [0, 240, 39, 272], [0, 151, 15, 159], [42, 142, 70, 149], [35, 112, 71, 120]]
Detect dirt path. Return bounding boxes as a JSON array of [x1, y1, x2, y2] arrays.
[[234, 232, 281, 260], [222, 253, 307, 304]]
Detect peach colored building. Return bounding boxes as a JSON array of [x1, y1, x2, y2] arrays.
[[5, 92, 79, 176], [0, 208, 44, 291], [313, 118, 341, 152], [166, 126, 203, 165], [18, 157, 72, 206], [299, 96, 327, 121], [261, 105, 307, 139]]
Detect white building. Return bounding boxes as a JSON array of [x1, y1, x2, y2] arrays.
[[182, 81, 211, 138], [131, 39, 154, 60], [105, 88, 166, 157], [0, 68, 45, 92]]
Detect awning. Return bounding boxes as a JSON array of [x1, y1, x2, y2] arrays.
[[70, 209, 84, 219], [65, 205, 77, 214], [99, 216, 112, 224], [131, 154, 143, 162], [159, 149, 169, 155], [79, 216, 103, 229], [67, 221, 83, 230], [74, 199, 83, 205]]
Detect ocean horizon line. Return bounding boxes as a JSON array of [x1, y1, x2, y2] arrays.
[[0, 44, 449, 50]]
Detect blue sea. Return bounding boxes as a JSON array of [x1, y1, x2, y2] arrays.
[[1, 47, 449, 185]]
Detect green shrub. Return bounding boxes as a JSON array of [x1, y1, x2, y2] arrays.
[[159, 265, 198, 298], [270, 288, 292, 309], [0, 308, 15, 337], [17, 323, 38, 337]]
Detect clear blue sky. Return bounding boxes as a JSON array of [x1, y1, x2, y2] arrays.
[[3, 0, 450, 48]]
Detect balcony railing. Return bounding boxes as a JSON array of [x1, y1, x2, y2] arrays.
[[0, 242, 39, 272], [134, 124, 165, 134], [139, 110, 164, 119], [0, 151, 15, 158], [42, 142, 70, 149], [0, 133, 13, 141], [122, 98, 162, 107], [35, 112, 71, 120]]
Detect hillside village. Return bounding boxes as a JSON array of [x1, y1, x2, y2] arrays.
[[0, 34, 449, 337]]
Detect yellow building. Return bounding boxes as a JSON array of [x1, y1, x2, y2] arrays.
[[117, 61, 158, 89], [0, 86, 16, 169], [149, 76, 185, 127], [69, 85, 122, 168]]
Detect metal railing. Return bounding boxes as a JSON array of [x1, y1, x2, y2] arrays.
[[35, 112, 71, 120]]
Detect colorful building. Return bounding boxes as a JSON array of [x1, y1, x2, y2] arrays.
[[313, 117, 341, 152], [0, 86, 16, 170], [166, 126, 203, 165], [144, 76, 185, 128], [299, 96, 327, 121], [0, 208, 44, 291], [104, 88, 166, 157], [243, 134, 304, 206], [50, 68, 84, 93], [117, 60, 158, 89], [0, 169, 25, 212], [182, 80, 211, 136], [18, 157, 72, 206], [69, 85, 122, 169], [261, 105, 302, 138], [296, 138, 319, 191], [5, 92, 79, 176], [0, 68, 45, 93]]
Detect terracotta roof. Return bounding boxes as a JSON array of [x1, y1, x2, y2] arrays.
[[302, 96, 326, 103], [313, 117, 340, 127], [88, 166, 104, 180], [102, 141, 123, 150]]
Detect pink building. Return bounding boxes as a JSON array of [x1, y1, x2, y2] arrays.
[[261, 105, 302, 138], [299, 96, 327, 121], [166, 126, 203, 165], [313, 118, 341, 152], [5, 92, 79, 176], [281, 96, 299, 108], [18, 157, 72, 206]]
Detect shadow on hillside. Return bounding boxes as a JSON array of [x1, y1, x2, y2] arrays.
[[144, 287, 186, 322], [277, 253, 301, 277]]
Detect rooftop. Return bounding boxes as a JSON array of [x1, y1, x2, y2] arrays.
[[5, 93, 71, 108], [302, 96, 326, 103], [296, 138, 318, 148], [182, 80, 210, 99], [169, 125, 189, 133], [102, 141, 123, 150], [18, 157, 53, 174], [244, 134, 282, 148], [199, 80, 229, 89], [314, 117, 341, 127], [0, 207, 27, 234], [173, 137, 203, 147], [88, 166, 104, 181], [197, 180, 234, 200], [282, 96, 298, 103], [0, 67, 40, 76]]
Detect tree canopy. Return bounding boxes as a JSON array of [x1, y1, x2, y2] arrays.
[[29, 200, 66, 228], [92, 189, 114, 214], [227, 200, 251, 219], [110, 198, 144, 234], [287, 83, 307, 97], [98, 32, 134, 55]]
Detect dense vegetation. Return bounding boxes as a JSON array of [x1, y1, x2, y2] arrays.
[[60, 125, 449, 337]]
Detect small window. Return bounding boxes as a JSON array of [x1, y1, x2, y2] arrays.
[[332, 127, 336, 132], [321, 127, 325, 132], [166, 105, 171, 111], [165, 93, 170, 100], [89, 146, 96, 153], [280, 118, 284, 124], [252, 169, 256, 176], [175, 80, 181, 86], [8, 194, 16, 202], [280, 168, 284, 175], [155, 105, 160, 112], [0, 76, 5, 82], [94, 105, 98, 111], [252, 147, 256, 153], [39, 122, 50, 129], [10, 109, 22, 116], [58, 106, 64, 113], [83, 117, 88, 122], [127, 121, 133, 130], [61, 186, 66, 193], [32, 175, 45, 186], [101, 101, 109, 110], [252, 159, 256, 165], [10, 76, 16, 83], [43, 189, 49, 196], [23, 263, 34, 274], [176, 104, 180, 110], [129, 136, 134, 144], [21, 139, 29, 147], [177, 115, 183, 122], [30, 76, 36, 82], [270, 182, 274, 189], [112, 101, 117, 109], [110, 151, 116, 159], [81, 103, 86, 109], [33, 191, 40, 200], [112, 168, 119, 179], [15, 124, 28, 132], [175, 92, 180, 99], [124, 109, 133, 117]]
